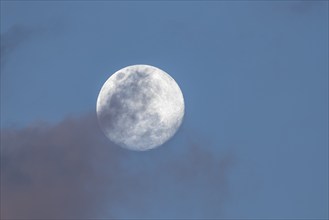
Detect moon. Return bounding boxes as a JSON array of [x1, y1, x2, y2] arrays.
[[96, 64, 185, 151]]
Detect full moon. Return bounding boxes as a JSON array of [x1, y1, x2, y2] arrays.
[[96, 64, 185, 151]]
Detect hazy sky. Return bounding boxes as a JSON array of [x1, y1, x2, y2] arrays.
[[1, 1, 328, 219]]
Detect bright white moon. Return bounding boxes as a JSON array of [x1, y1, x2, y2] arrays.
[[96, 64, 184, 151]]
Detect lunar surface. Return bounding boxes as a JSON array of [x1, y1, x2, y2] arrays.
[[96, 64, 184, 151]]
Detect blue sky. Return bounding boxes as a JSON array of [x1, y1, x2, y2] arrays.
[[1, 1, 328, 219]]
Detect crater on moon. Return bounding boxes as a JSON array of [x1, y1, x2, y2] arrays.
[[96, 64, 184, 151]]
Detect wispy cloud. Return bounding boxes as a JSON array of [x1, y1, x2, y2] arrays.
[[271, 0, 327, 15], [1, 113, 234, 219], [288, 0, 326, 14], [0, 24, 47, 68], [1, 20, 66, 69]]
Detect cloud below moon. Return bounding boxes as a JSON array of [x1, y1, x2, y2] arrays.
[[1, 113, 234, 219]]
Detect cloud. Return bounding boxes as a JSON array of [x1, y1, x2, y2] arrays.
[[1, 113, 234, 219], [288, 1, 326, 14], [1, 20, 66, 69], [0, 24, 46, 68], [271, 0, 327, 15]]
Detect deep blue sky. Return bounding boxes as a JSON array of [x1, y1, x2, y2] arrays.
[[1, 1, 328, 219]]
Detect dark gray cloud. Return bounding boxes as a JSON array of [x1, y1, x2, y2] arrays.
[[1, 113, 234, 219], [288, 0, 326, 14], [1, 20, 66, 69], [1, 24, 46, 68], [272, 0, 327, 15]]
